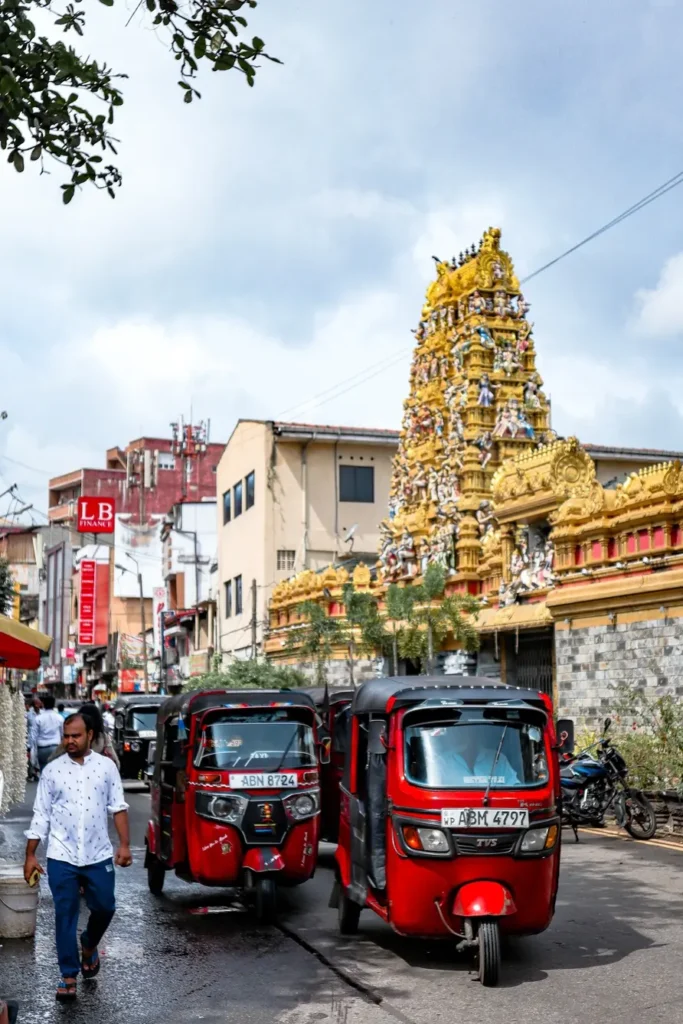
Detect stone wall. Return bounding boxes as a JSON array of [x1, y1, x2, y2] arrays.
[[288, 657, 383, 688], [555, 617, 683, 728]]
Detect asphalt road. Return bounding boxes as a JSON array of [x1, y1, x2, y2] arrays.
[[2, 786, 683, 1024]]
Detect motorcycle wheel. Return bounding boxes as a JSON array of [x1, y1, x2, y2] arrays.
[[476, 920, 501, 987], [255, 877, 277, 924], [624, 792, 657, 840], [147, 854, 165, 896], [338, 888, 361, 936]]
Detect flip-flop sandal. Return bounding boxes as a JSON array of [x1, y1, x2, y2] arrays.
[[80, 932, 101, 979], [56, 978, 77, 1002]]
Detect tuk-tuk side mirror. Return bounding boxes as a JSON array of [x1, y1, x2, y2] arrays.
[[368, 720, 388, 755], [319, 736, 332, 765], [603, 717, 611, 734]]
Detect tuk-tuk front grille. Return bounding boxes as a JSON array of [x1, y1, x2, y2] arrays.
[[242, 799, 289, 845], [451, 832, 519, 856]]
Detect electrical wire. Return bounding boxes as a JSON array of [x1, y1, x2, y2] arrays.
[[521, 169, 683, 285]]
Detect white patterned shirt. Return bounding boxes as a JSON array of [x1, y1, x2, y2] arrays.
[[25, 751, 128, 866]]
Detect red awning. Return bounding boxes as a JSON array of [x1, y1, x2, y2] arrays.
[[0, 616, 52, 670]]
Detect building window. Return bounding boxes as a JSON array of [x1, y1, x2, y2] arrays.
[[339, 465, 374, 503], [222, 490, 231, 525], [158, 452, 175, 471], [234, 481, 243, 517], [224, 580, 232, 618], [235, 575, 243, 615], [245, 470, 255, 510], [277, 550, 296, 571]]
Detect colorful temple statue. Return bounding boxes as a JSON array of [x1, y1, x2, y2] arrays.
[[378, 227, 550, 585]]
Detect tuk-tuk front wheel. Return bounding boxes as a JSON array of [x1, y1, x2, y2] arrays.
[[475, 920, 501, 987], [255, 877, 277, 924], [338, 888, 361, 936], [147, 854, 165, 896]]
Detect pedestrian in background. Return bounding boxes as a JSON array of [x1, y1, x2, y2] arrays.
[[102, 704, 115, 734], [33, 696, 64, 772], [23, 712, 132, 1002]]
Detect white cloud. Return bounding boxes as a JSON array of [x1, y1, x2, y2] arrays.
[[633, 252, 683, 338]]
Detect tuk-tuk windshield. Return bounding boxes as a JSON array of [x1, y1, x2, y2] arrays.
[[405, 710, 548, 789], [126, 709, 158, 733], [196, 713, 317, 771]]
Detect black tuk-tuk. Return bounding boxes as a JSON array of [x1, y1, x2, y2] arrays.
[[113, 695, 162, 780]]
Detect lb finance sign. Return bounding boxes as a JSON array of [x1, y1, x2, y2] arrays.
[[77, 496, 115, 533]]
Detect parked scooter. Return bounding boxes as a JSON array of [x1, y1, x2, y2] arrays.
[[559, 718, 656, 841]]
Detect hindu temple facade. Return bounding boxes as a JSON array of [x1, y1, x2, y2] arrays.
[[265, 229, 683, 727]]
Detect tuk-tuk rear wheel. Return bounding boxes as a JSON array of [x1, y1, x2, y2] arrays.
[[147, 854, 165, 896], [255, 878, 277, 924], [338, 889, 361, 936], [476, 920, 501, 987]]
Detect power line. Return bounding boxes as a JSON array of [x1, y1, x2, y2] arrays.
[[521, 169, 683, 285], [0, 454, 51, 476]]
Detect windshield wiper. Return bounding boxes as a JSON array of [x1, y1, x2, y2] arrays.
[[483, 725, 508, 807], [273, 730, 298, 773]]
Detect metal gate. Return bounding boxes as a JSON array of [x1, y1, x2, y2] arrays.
[[513, 631, 554, 696]]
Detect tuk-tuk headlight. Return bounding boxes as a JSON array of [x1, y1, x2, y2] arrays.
[[402, 826, 450, 854], [196, 790, 248, 825], [283, 789, 320, 821], [520, 825, 558, 853], [131, 741, 141, 753]]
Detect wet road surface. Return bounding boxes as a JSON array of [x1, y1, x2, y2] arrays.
[[2, 786, 683, 1023]]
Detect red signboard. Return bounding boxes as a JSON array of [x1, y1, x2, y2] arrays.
[[78, 560, 96, 646], [77, 496, 115, 534]]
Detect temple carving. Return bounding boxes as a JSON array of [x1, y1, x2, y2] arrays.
[[266, 229, 683, 727]]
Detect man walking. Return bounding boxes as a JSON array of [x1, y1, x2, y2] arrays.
[[23, 713, 132, 1002], [33, 695, 64, 772]]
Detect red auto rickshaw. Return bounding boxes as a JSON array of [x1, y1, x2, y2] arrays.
[[145, 689, 329, 921], [301, 687, 353, 843], [333, 678, 561, 986]]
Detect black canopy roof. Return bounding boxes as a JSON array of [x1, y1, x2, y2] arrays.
[[298, 687, 354, 708], [112, 694, 164, 709], [157, 688, 317, 724], [351, 677, 549, 715]]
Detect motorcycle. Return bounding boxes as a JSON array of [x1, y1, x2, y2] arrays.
[[559, 718, 657, 841]]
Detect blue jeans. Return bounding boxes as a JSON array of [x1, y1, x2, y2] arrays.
[[47, 858, 116, 978]]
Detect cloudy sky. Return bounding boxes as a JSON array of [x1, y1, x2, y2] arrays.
[[2, 0, 683, 522]]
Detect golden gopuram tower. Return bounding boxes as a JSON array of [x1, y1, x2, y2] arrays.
[[378, 226, 554, 591]]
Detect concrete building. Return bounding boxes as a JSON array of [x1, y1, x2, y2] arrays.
[[216, 420, 398, 662], [161, 500, 218, 685], [44, 430, 224, 692]]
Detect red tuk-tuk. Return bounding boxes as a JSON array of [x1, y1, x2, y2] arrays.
[[145, 689, 328, 921], [333, 678, 561, 986], [301, 688, 353, 843]]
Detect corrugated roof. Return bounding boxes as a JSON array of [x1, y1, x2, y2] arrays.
[[273, 421, 400, 438], [585, 443, 683, 460]]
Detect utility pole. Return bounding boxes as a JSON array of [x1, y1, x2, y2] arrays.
[[138, 568, 148, 692], [125, 553, 149, 693], [251, 578, 257, 659]]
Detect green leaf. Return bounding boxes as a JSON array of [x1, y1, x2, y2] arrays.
[[178, 81, 191, 89], [145, 0, 155, 8], [183, 90, 192, 103], [194, 36, 206, 59], [99, 0, 115, 6], [30, 145, 41, 161], [252, 36, 264, 50], [63, 186, 75, 204], [13, 153, 24, 173]]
